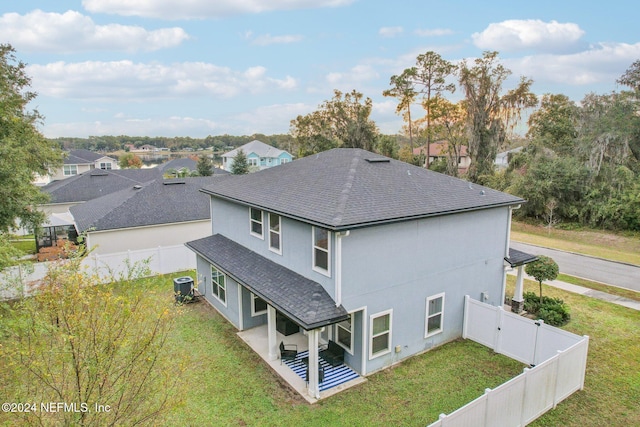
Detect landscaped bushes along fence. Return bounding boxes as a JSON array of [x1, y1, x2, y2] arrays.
[[427, 296, 589, 427]]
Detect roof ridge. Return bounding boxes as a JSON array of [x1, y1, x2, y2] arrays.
[[332, 151, 361, 225]]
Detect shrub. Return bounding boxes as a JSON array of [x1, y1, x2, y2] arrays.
[[523, 291, 571, 326]]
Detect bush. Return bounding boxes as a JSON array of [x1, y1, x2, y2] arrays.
[[523, 292, 571, 326]]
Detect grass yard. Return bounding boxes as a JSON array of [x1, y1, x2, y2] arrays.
[[511, 221, 640, 266], [505, 276, 640, 427]]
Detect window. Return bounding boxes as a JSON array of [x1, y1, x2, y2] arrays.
[[281, 158, 289, 164], [335, 313, 353, 352], [425, 293, 445, 337], [251, 293, 267, 316], [99, 162, 112, 170], [63, 165, 78, 176], [312, 227, 330, 275], [248, 158, 258, 166], [369, 310, 392, 359], [250, 208, 263, 238], [211, 266, 226, 304], [268, 213, 281, 254]]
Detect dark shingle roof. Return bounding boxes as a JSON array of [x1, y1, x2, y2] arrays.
[[42, 168, 161, 204], [504, 248, 539, 267], [202, 148, 525, 230], [64, 149, 110, 164], [159, 157, 197, 172], [186, 234, 349, 330], [71, 176, 225, 233]]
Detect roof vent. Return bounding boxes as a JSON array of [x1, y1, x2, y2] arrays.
[[365, 158, 390, 163], [164, 180, 186, 185], [133, 185, 142, 190]]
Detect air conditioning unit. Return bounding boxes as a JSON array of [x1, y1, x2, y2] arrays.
[[173, 276, 194, 303]]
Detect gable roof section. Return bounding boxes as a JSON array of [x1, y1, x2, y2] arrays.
[[64, 149, 112, 165], [71, 176, 226, 233], [504, 248, 539, 267], [202, 148, 525, 230], [42, 168, 161, 204], [221, 140, 289, 159], [186, 234, 349, 330]]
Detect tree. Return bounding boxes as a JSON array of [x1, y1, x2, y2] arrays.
[[290, 89, 378, 157], [230, 149, 250, 174], [0, 44, 64, 233], [429, 99, 467, 176], [411, 52, 457, 167], [383, 70, 418, 149], [525, 255, 559, 304], [527, 94, 578, 156], [458, 51, 537, 182], [0, 255, 182, 426], [617, 59, 640, 93], [118, 152, 143, 169], [196, 155, 213, 176]]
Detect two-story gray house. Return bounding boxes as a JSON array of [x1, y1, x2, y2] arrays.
[[186, 148, 524, 399]]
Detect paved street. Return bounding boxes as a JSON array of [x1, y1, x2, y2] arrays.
[[510, 241, 640, 292]]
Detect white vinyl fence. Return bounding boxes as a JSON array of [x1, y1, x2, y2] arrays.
[[0, 245, 196, 300], [427, 296, 589, 427]]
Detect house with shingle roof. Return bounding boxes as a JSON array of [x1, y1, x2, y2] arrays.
[[221, 140, 293, 171], [41, 149, 120, 184], [186, 148, 526, 400], [70, 176, 225, 255]]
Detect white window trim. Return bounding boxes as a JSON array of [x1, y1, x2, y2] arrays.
[[369, 309, 392, 360], [251, 293, 267, 317], [425, 293, 445, 338], [335, 312, 354, 355], [312, 226, 331, 277], [63, 165, 78, 176], [268, 213, 282, 255], [210, 266, 227, 306], [249, 207, 264, 239]]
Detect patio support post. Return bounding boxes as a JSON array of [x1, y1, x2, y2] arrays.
[[511, 265, 525, 313], [267, 305, 278, 360], [307, 328, 320, 399]]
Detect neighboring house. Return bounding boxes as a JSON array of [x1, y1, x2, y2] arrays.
[[186, 148, 524, 399], [44, 149, 120, 184], [495, 146, 524, 169], [71, 176, 225, 255], [40, 168, 161, 215], [222, 140, 293, 171], [158, 157, 229, 177], [413, 141, 470, 173]]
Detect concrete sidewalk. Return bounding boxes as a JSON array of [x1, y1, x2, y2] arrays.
[[507, 271, 640, 311]]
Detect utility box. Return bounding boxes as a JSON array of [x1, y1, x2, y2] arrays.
[[173, 276, 194, 303]]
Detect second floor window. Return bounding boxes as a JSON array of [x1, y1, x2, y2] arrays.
[[250, 208, 263, 238], [63, 165, 78, 176], [99, 162, 112, 170], [268, 213, 281, 254], [313, 227, 330, 275]]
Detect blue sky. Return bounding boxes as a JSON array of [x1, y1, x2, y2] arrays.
[[2, 0, 638, 138]]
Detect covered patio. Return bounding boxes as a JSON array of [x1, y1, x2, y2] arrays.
[[187, 234, 364, 401], [238, 325, 365, 403]]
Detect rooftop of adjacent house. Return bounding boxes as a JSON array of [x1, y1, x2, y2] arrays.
[[222, 140, 290, 159], [413, 141, 469, 157], [186, 234, 349, 330], [64, 149, 113, 165], [202, 148, 525, 230], [158, 157, 230, 175], [71, 176, 226, 233], [42, 168, 161, 204]]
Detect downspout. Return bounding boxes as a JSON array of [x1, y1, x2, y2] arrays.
[[335, 230, 350, 307], [501, 205, 520, 306]]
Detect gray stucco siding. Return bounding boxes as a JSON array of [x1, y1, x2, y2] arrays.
[[339, 207, 509, 373], [195, 254, 241, 328], [210, 197, 336, 298]]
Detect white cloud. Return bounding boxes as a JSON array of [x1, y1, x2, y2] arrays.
[[379, 26, 403, 38], [27, 60, 297, 100], [326, 64, 379, 86], [472, 19, 585, 53], [507, 42, 640, 89], [249, 33, 303, 46], [414, 28, 453, 37], [0, 10, 189, 53], [82, 0, 355, 19]]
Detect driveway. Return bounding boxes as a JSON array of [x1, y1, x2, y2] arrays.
[[510, 241, 640, 292]]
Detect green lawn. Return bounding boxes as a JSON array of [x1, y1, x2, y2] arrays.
[[2, 272, 638, 426], [159, 273, 638, 426]]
